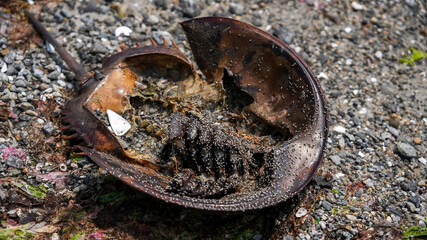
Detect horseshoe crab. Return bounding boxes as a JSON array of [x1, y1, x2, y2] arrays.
[[26, 11, 328, 211]]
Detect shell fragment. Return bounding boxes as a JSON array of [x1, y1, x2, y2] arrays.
[[107, 109, 131, 136]]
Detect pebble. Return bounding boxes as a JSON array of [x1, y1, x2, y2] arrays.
[[114, 26, 133, 37], [406, 202, 417, 213], [296, 208, 308, 218], [418, 158, 426, 165], [332, 125, 346, 133], [364, 178, 374, 188], [344, 27, 352, 33], [60, 9, 73, 18], [396, 142, 417, 158], [374, 51, 383, 59], [42, 122, 57, 135], [273, 27, 295, 44], [92, 42, 108, 54], [346, 215, 358, 221], [329, 155, 342, 165], [351, 2, 365, 11], [322, 201, 332, 211], [180, 0, 201, 18], [229, 3, 244, 15], [413, 137, 421, 144], [147, 15, 160, 25], [317, 72, 329, 80]]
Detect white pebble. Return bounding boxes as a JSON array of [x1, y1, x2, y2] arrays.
[[296, 208, 308, 218], [375, 51, 383, 59], [332, 125, 346, 133], [370, 77, 377, 82], [335, 172, 346, 179], [345, 59, 353, 65], [115, 26, 133, 37], [344, 26, 352, 33], [317, 72, 329, 80], [331, 43, 338, 48], [359, 108, 367, 114], [419, 157, 426, 165], [351, 1, 365, 10], [107, 109, 131, 136], [1, 64, 7, 73]]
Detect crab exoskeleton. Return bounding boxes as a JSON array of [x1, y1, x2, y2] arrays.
[[27, 13, 328, 211]]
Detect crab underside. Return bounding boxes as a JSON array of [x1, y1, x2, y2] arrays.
[[53, 17, 328, 211]]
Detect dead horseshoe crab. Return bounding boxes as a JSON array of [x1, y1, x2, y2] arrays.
[[26, 11, 328, 211]]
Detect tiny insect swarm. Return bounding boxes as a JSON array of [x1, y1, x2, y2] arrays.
[[26, 10, 328, 211]]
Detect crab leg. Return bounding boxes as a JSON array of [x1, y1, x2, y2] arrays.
[[24, 10, 92, 87]]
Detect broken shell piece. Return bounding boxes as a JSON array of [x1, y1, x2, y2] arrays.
[[115, 26, 133, 37], [107, 109, 131, 136]]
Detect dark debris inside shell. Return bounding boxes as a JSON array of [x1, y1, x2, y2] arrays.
[[95, 72, 288, 199]]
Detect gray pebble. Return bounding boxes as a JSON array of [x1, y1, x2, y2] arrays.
[[60, 9, 73, 18], [322, 200, 332, 211], [229, 3, 244, 15], [92, 41, 108, 54], [365, 178, 374, 188], [15, 79, 26, 88], [3, 51, 15, 64], [406, 202, 417, 213], [42, 121, 57, 135], [33, 68, 44, 79], [273, 27, 295, 44], [47, 71, 60, 80], [396, 142, 417, 158], [329, 155, 342, 165], [5, 155, 24, 169], [147, 15, 160, 25], [180, 0, 201, 18]]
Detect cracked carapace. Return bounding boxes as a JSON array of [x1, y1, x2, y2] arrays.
[[26, 12, 328, 211]]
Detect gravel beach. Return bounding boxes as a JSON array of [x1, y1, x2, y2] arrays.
[[0, 0, 426, 239]]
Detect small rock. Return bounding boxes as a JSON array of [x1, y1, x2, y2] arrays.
[[115, 26, 133, 37], [229, 3, 244, 15], [388, 126, 399, 137], [419, 157, 426, 165], [408, 195, 420, 208], [60, 9, 73, 18], [346, 214, 358, 221], [374, 51, 383, 59], [295, 208, 307, 218], [273, 27, 295, 44], [318, 72, 329, 80], [413, 137, 421, 144], [322, 201, 332, 211], [3, 51, 15, 64], [92, 42, 108, 54], [42, 121, 57, 135], [0, 188, 6, 201], [330, 155, 342, 165], [406, 202, 417, 213], [344, 27, 352, 33], [47, 71, 60, 80], [364, 178, 374, 188], [351, 1, 365, 10], [14, 79, 26, 88], [180, 0, 201, 18], [332, 125, 346, 133], [396, 142, 417, 158], [147, 15, 160, 25]]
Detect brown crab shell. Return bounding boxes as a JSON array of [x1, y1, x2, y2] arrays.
[[62, 17, 328, 211]]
